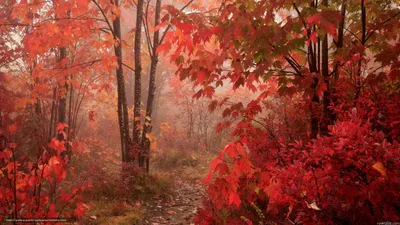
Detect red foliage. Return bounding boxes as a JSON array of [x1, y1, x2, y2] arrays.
[[0, 128, 90, 224], [157, 0, 400, 224], [197, 117, 400, 224]]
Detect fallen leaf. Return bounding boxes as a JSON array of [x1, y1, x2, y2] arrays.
[[167, 210, 176, 214], [306, 201, 321, 211]]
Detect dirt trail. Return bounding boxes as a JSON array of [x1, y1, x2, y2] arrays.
[[142, 173, 205, 225]]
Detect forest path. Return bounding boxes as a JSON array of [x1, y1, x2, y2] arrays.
[[142, 171, 205, 225]]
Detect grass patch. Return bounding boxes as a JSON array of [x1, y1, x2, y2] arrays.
[[152, 149, 210, 170], [80, 171, 175, 224], [129, 172, 175, 201], [152, 148, 215, 181], [82, 200, 141, 225]]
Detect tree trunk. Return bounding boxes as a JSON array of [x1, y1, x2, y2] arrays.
[[135, 0, 145, 167], [66, 77, 73, 160], [355, 0, 366, 102], [320, 0, 331, 135], [141, 0, 161, 172], [113, 0, 131, 162], [33, 59, 41, 116], [331, 0, 347, 122], [309, 0, 319, 139], [57, 47, 67, 142], [48, 88, 56, 140]]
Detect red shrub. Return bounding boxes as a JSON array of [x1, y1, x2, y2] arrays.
[[198, 116, 400, 224], [0, 130, 90, 224]]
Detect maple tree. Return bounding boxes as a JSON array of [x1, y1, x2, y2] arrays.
[[0, 0, 116, 222], [159, 0, 400, 224], [1, 0, 202, 222], [0, 0, 139, 222]]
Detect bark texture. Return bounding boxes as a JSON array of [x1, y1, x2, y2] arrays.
[[134, 0, 145, 167], [141, 0, 162, 172], [113, 0, 131, 162]]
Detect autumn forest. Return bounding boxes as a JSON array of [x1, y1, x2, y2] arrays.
[[1, 0, 400, 224]]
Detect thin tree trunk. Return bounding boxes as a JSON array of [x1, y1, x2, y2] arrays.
[[57, 47, 67, 142], [355, 0, 366, 102], [152, 80, 163, 128], [113, 0, 131, 162], [310, 0, 319, 139], [53, 98, 59, 138], [135, 0, 145, 167], [331, 0, 347, 121], [141, 0, 162, 172], [320, 0, 331, 135], [66, 77, 73, 160], [33, 58, 41, 115], [48, 87, 57, 140]]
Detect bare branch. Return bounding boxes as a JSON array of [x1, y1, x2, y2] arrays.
[[122, 62, 135, 72], [365, 10, 400, 42], [92, 0, 116, 38]]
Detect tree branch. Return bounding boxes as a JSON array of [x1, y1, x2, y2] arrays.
[[122, 62, 135, 72], [92, 0, 116, 38], [159, 0, 195, 45], [365, 10, 400, 42]]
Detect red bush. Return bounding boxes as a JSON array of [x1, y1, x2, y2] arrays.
[[0, 130, 90, 224], [198, 115, 400, 224]]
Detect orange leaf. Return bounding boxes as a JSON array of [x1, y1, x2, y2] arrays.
[[160, 122, 170, 131], [176, 28, 184, 44], [372, 162, 387, 177], [48, 138, 66, 153], [48, 156, 61, 166]]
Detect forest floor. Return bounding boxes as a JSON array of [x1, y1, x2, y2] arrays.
[[141, 170, 206, 225], [81, 149, 213, 225], [141, 150, 212, 225]]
